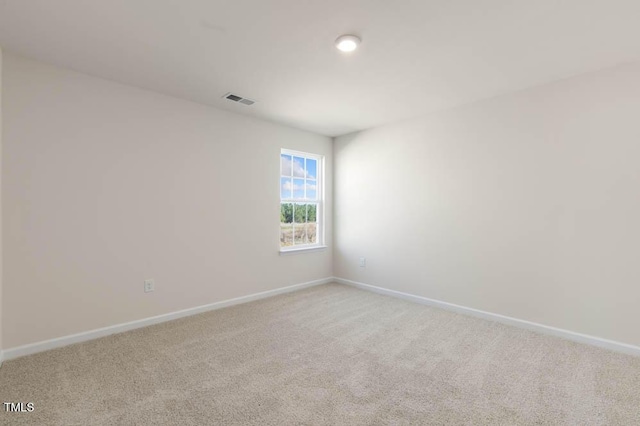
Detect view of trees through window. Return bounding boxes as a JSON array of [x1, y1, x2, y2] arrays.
[[280, 151, 320, 248]]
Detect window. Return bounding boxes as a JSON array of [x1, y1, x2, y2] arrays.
[[280, 149, 323, 251]]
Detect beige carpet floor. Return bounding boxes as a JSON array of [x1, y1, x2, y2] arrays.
[[1, 283, 639, 425]]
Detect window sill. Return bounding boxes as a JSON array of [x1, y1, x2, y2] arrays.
[[279, 245, 328, 256]]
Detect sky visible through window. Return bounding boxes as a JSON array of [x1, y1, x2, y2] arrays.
[[280, 154, 317, 200]]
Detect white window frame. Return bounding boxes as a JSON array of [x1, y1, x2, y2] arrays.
[[279, 149, 325, 254]]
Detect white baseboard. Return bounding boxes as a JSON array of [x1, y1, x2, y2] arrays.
[[3, 277, 333, 362], [0, 350, 4, 368], [333, 277, 640, 357]]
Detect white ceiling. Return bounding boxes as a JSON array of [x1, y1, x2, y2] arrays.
[[1, 1, 640, 137]]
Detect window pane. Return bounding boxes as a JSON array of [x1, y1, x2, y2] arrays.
[[293, 178, 305, 199], [281, 154, 292, 176], [306, 158, 317, 179], [280, 177, 292, 199], [294, 224, 306, 245], [306, 203, 317, 223], [280, 203, 293, 224], [293, 156, 305, 177], [293, 203, 307, 223], [306, 179, 317, 200], [280, 150, 322, 248], [280, 223, 293, 247], [306, 223, 317, 244]]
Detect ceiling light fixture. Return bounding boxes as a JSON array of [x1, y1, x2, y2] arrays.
[[335, 34, 361, 52]]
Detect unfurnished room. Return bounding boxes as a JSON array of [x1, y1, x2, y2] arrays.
[[0, 1, 639, 425]]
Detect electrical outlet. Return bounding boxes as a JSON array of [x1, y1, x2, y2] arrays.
[[359, 257, 366, 267], [144, 279, 155, 293]]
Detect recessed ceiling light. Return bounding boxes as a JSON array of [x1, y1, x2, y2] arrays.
[[335, 35, 361, 52]]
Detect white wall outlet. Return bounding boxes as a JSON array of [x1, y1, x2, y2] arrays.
[[359, 257, 366, 267], [144, 279, 155, 293]]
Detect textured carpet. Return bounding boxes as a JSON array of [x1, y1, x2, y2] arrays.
[[1, 283, 639, 425]]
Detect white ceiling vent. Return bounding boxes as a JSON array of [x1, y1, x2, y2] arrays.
[[223, 93, 256, 106]]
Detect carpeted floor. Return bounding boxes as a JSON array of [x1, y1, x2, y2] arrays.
[[1, 283, 639, 425]]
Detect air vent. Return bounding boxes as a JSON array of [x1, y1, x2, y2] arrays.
[[223, 93, 256, 106]]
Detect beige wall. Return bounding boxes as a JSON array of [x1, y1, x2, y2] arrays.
[[334, 62, 640, 347], [2, 53, 332, 349], [0, 46, 3, 355]]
